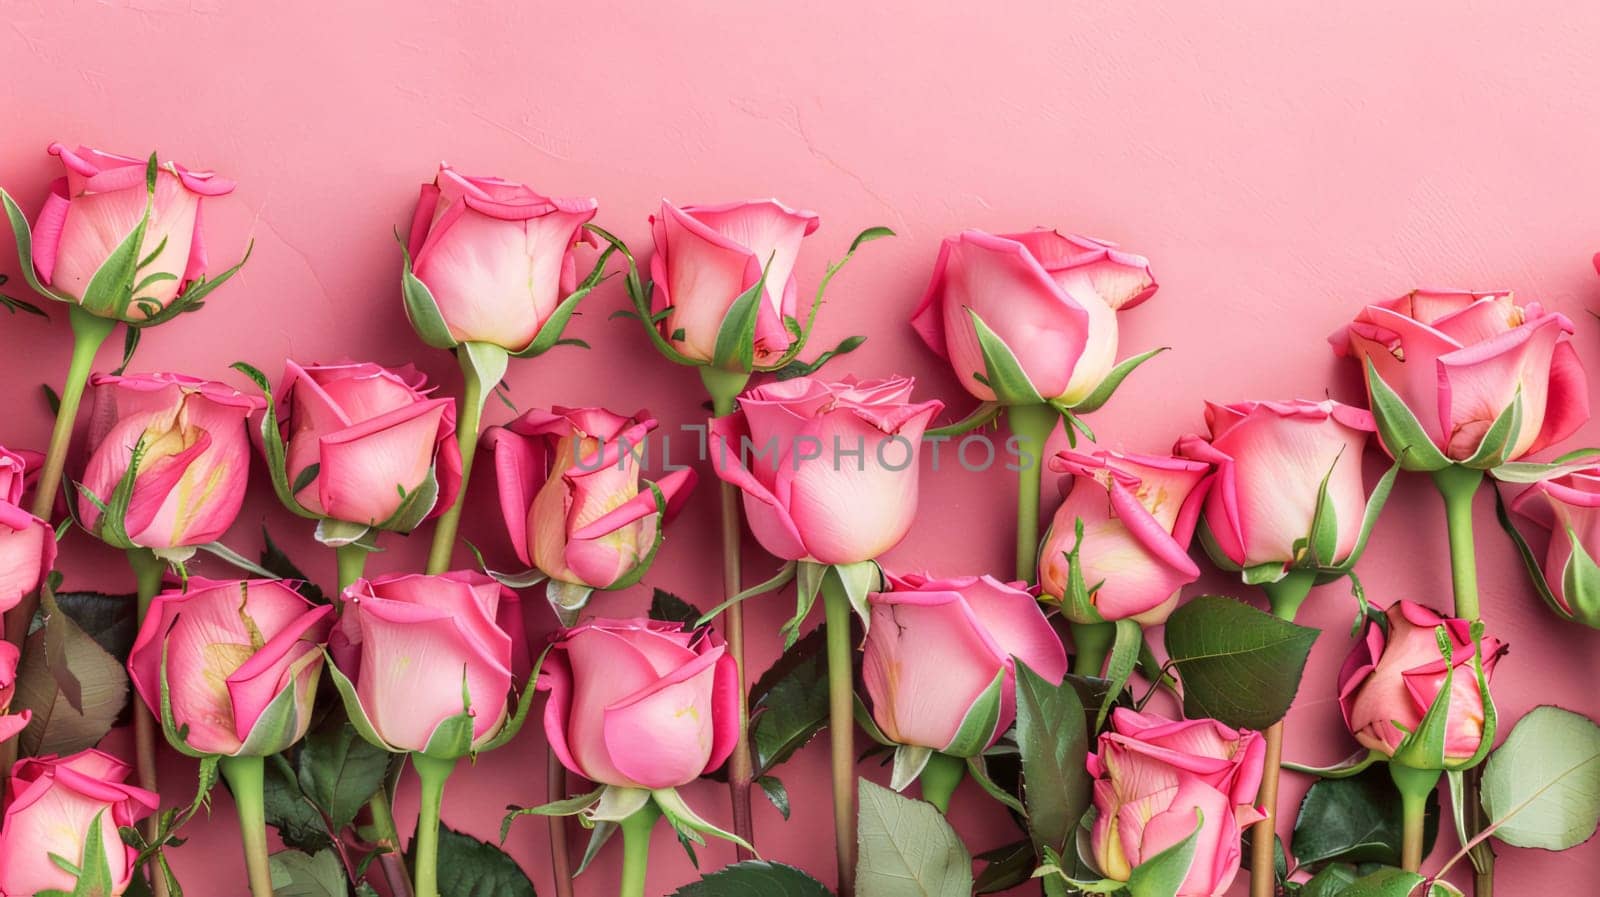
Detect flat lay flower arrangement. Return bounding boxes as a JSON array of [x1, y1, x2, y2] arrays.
[[0, 141, 1595, 897]]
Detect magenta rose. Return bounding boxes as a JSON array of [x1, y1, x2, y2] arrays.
[[1338, 600, 1507, 767], [1511, 463, 1600, 625], [913, 229, 1157, 405], [1176, 399, 1376, 572], [649, 199, 820, 367], [485, 407, 696, 590], [1087, 709, 1266, 897], [0, 446, 54, 616], [1040, 447, 1210, 625], [0, 749, 158, 897], [709, 376, 942, 565], [27, 143, 236, 322], [275, 361, 461, 530], [405, 164, 598, 352], [332, 572, 519, 757], [861, 572, 1067, 756], [127, 578, 332, 757], [0, 642, 28, 743], [78, 372, 262, 551], [1331, 289, 1588, 465], [540, 618, 738, 790]]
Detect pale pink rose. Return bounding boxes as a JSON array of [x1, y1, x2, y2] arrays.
[[540, 618, 739, 790], [1088, 709, 1266, 897], [0, 447, 40, 505], [709, 376, 942, 565], [333, 572, 516, 755], [485, 407, 696, 589], [1040, 448, 1210, 624], [1331, 289, 1588, 461], [862, 572, 1067, 755], [0, 446, 55, 615], [275, 361, 461, 528], [912, 229, 1157, 404], [0, 642, 29, 743], [1176, 399, 1375, 569], [1511, 464, 1600, 624], [406, 164, 598, 351], [30, 143, 235, 321], [1338, 601, 1507, 764], [649, 199, 820, 366], [0, 749, 158, 897], [127, 579, 332, 757], [78, 373, 262, 550]]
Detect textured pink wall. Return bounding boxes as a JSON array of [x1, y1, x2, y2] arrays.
[[3, 1, 1600, 894]]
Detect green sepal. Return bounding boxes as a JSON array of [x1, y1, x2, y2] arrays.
[[1326, 460, 1401, 575], [232, 362, 321, 519], [854, 693, 895, 746], [1062, 347, 1167, 415], [586, 224, 700, 367], [0, 188, 73, 305], [133, 240, 253, 328], [1098, 619, 1143, 731], [417, 669, 477, 760], [759, 225, 894, 372], [829, 560, 881, 633], [965, 753, 1026, 815], [590, 785, 652, 823], [1493, 487, 1586, 624], [653, 787, 758, 855], [1388, 627, 1457, 771], [966, 307, 1045, 406], [593, 479, 671, 592], [547, 580, 596, 627], [1459, 391, 1523, 470], [1195, 518, 1244, 573], [78, 435, 147, 550], [926, 401, 1002, 439], [694, 560, 798, 626], [476, 644, 551, 754], [1301, 455, 1342, 566], [324, 651, 398, 754], [397, 232, 459, 349], [1283, 748, 1382, 779], [1242, 561, 1287, 585], [501, 785, 607, 842], [711, 259, 771, 373], [940, 669, 1006, 758], [372, 463, 441, 533], [782, 561, 828, 649], [890, 744, 934, 792], [47, 809, 116, 897], [78, 157, 157, 321], [1488, 447, 1600, 483], [157, 639, 213, 759], [232, 652, 319, 756], [510, 234, 620, 358], [1124, 808, 1202, 897], [314, 518, 375, 549], [773, 334, 866, 380], [1364, 359, 1451, 471], [1050, 518, 1107, 625]]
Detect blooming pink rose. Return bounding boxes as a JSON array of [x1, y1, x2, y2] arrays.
[[1040, 448, 1210, 624], [0, 749, 158, 897], [862, 572, 1067, 755], [1332, 290, 1588, 462], [540, 618, 738, 790], [0, 446, 54, 615], [485, 407, 696, 589], [276, 361, 461, 528], [127, 579, 332, 757], [0, 642, 29, 743], [912, 230, 1157, 405], [1088, 709, 1266, 897], [333, 572, 517, 755], [709, 376, 942, 565], [1338, 601, 1507, 766], [1511, 463, 1600, 624], [30, 143, 235, 321], [1176, 399, 1375, 570], [649, 199, 820, 366], [78, 373, 262, 550], [406, 164, 598, 351]]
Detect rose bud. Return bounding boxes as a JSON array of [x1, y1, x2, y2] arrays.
[[1176, 399, 1378, 576], [1087, 709, 1266, 897], [0, 447, 55, 616], [77, 372, 262, 553], [1331, 290, 1588, 467], [404, 164, 599, 353], [275, 361, 461, 531], [708, 376, 942, 565], [24, 143, 239, 322], [126, 579, 333, 757], [1040, 447, 1210, 625], [912, 229, 1157, 406], [540, 618, 738, 789], [0, 642, 30, 742], [0, 749, 158, 897], [331, 572, 520, 758], [1338, 600, 1507, 768], [649, 199, 820, 368], [484, 408, 696, 596], [861, 573, 1067, 757], [1509, 462, 1600, 626]]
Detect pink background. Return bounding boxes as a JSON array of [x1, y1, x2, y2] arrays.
[[3, 1, 1600, 894]]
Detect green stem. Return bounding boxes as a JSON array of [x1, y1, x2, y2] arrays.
[[1009, 404, 1058, 582], [336, 542, 370, 592], [822, 569, 858, 897], [1390, 763, 1441, 872], [1250, 569, 1316, 897], [1071, 621, 1116, 678], [220, 755, 276, 897], [1431, 465, 1485, 621], [128, 548, 171, 897], [919, 752, 965, 814], [1261, 569, 1316, 622], [617, 803, 661, 897], [410, 753, 456, 897], [425, 346, 490, 575]]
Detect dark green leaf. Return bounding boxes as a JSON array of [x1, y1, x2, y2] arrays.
[[1338, 866, 1426, 897], [1292, 766, 1439, 869], [1014, 662, 1089, 860], [297, 722, 391, 833], [291, 463, 321, 497], [1164, 596, 1319, 730], [649, 590, 704, 626], [266, 849, 346, 897], [49, 592, 138, 664], [749, 625, 829, 775], [262, 753, 335, 853], [435, 825, 538, 897], [756, 776, 791, 820], [670, 860, 832, 896], [259, 526, 327, 605], [974, 839, 1034, 894]]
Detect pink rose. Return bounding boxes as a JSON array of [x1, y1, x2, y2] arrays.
[[78, 373, 262, 550], [485, 407, 696, 589], [861, 572, 1067, 755], [709, 376, 942, 565], [912, 230, 1157, 405], [1331, 290, 1588, 463], [1087, 709, 1266, 897], [332, 572, 517, 756], [0, 642, 29, 743], [540, 618, 738, 790], [0, 749, 158, 897], [0, 447, 54, 615], [649, 199, 820, 367], [405, 164, 598, 352], [29, 143, 236, 321], [1511, 463, 1600, 625], [127, 579, 332, 757], [1338, 601, 1507, 766], [1176, 399, 1376, 570], [1040, 448, 1210, 624], [275, 361, 461, 529]]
